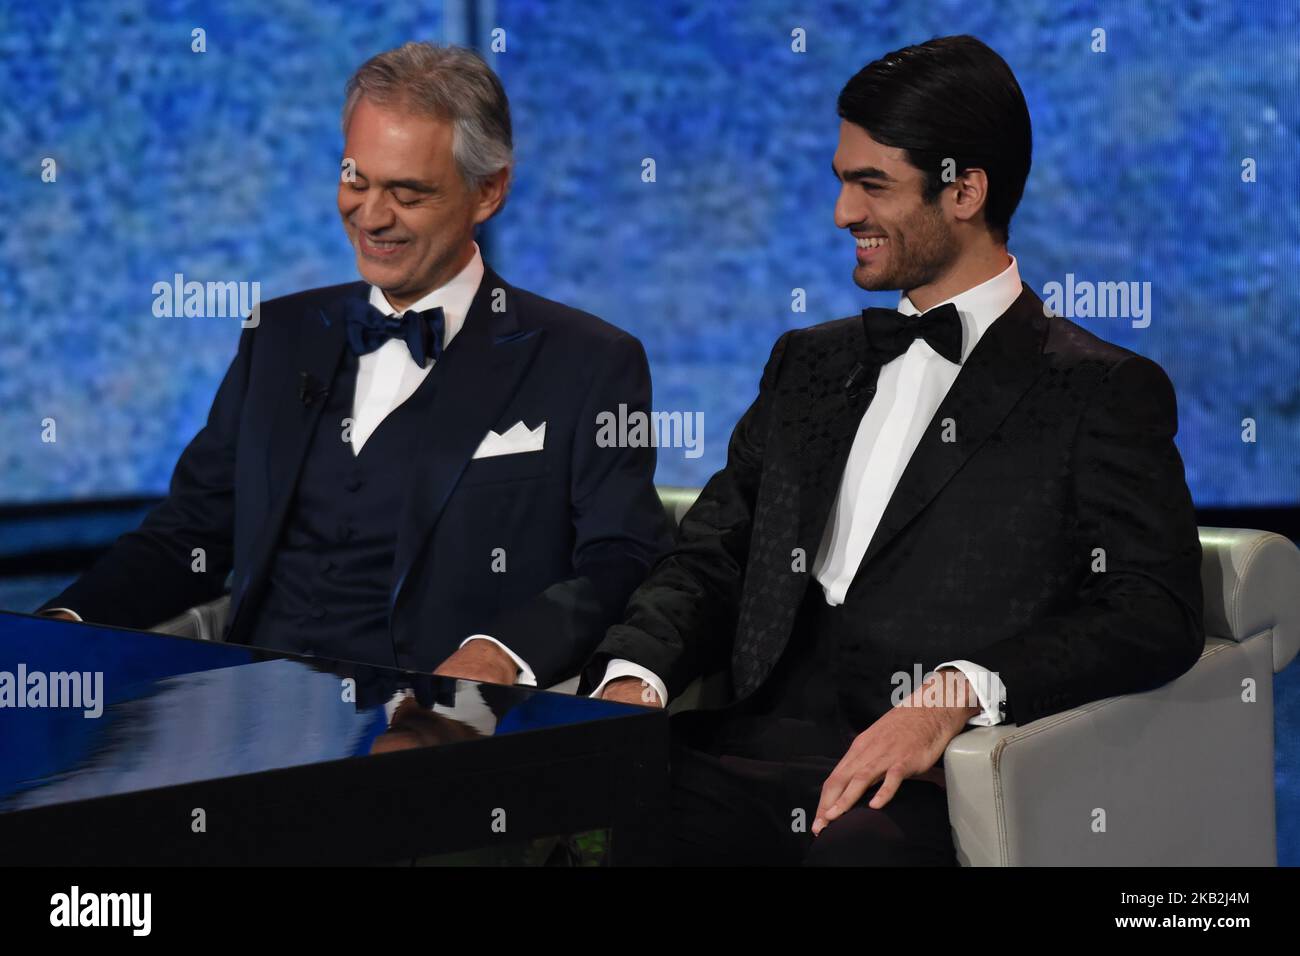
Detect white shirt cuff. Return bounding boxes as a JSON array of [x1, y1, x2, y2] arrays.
[[41, 607, 82, 622], [459, 635, 537, 687], [935, 660, 1006, 725], [589, 659, 667, 708]]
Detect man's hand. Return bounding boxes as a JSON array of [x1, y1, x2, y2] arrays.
[[41, 611, 80, 622], [432, 639, 519, 686], [600, 676, 662, 708], [812, 668, 980, 835]]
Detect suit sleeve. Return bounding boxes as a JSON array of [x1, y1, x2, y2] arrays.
[[578, 331, 793, 698], [483, 333, 673, 688], [973, 354, 1205, 725], [37, 327, 253, 629]]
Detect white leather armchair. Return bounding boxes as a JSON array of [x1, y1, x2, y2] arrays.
[[944, 527, 1299, 865]]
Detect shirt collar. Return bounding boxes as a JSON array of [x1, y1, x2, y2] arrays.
[[367, 241, 485, 351], [897, 253, 1022, 362]]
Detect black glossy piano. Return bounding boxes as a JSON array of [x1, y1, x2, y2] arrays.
[[0, 611, 669, 865]]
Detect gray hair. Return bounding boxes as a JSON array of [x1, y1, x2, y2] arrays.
[[342, 42, 513, 193]]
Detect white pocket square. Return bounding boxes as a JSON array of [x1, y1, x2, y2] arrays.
[[472, 421, 546, 459]]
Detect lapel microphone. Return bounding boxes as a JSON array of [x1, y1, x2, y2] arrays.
[[298, 371, 329, 407], [844, 362, 876, 401]]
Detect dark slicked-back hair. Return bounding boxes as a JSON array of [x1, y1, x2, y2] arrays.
[[836, 35, 1032, 243]]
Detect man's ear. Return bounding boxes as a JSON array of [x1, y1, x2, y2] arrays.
[[471, 166, 512, 225], [946, 166, 990, 228]]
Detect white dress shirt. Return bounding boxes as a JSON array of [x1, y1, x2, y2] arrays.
[[350, 243, 482, 454], [51, 242, 539, 687], [593, 257, 1023, 725]]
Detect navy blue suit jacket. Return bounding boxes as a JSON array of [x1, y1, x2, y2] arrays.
[[42, 265, 672, 685]]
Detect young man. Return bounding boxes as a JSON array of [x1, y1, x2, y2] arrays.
[[584, 35, 1203, 865]]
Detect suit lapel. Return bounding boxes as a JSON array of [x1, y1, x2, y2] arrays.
[[228, 283, 360, 633], [851, 283, 1050, 575], [388, 266, 545, 616], [791, 319, 876, 560], [731, 319, 873, 697]]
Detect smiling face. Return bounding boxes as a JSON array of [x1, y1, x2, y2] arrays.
[[338, 97, 504, 311], [832, 120, 960, 297]]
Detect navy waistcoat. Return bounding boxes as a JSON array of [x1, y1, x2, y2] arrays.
[[246, 349, 440, 668]]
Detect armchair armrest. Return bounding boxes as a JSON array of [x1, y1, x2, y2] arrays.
[[944, 633, 1278, 865], [152, 593, 231, 642]]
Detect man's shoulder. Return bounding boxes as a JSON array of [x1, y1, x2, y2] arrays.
[[257, 281, 369, 318], [772, 298, 1171, 392], [771, 314, 863, 363], [790, 312, 861, 337], [1042, 312, 1173, 395], [1044, 312, 1140, 367], [747, 314, 862, 356], [505, 282, 642, 352], [764, 297, 1151, 357]]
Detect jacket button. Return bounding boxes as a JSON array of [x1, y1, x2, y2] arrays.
[[309, 606, 326, 619]]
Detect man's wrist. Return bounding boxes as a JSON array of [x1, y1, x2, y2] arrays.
[[918, 669, 981, 729], [461, 638, 520, 683], [604, 675, 662, 706]]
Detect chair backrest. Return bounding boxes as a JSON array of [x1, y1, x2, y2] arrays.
[[657, 485, 701, 530], [1198, 527, 1300, 674]]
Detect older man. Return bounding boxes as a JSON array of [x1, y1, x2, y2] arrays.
[[41, 43, 671, 689]]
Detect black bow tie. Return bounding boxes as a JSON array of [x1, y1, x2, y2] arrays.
[[344, 299, 446, 366], [861, 302, 963, 366]]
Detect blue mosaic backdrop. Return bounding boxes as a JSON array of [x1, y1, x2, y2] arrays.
[[490, 0, 1300, 503], [0, 0, 445, 502], [1, 0, 1297, 505]]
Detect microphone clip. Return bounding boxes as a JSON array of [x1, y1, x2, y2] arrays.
[[298, 371, 329, 407], [843, 361, 876, 403]]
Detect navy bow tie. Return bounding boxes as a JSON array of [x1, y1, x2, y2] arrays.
[[344, 299, 446, 366], [862, 302, 963, 366]]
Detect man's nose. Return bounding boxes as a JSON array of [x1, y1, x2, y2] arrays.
[[351, 190, 395, 232], [833, 186, 864, 230]]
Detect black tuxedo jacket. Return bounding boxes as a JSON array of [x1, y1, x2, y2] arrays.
[[583, 283, 1204, 726], [43, 265, 672, 686]]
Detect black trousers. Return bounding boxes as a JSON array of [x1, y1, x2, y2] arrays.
[[667, 709, 957, 866], [666, 586, 958, 866]]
